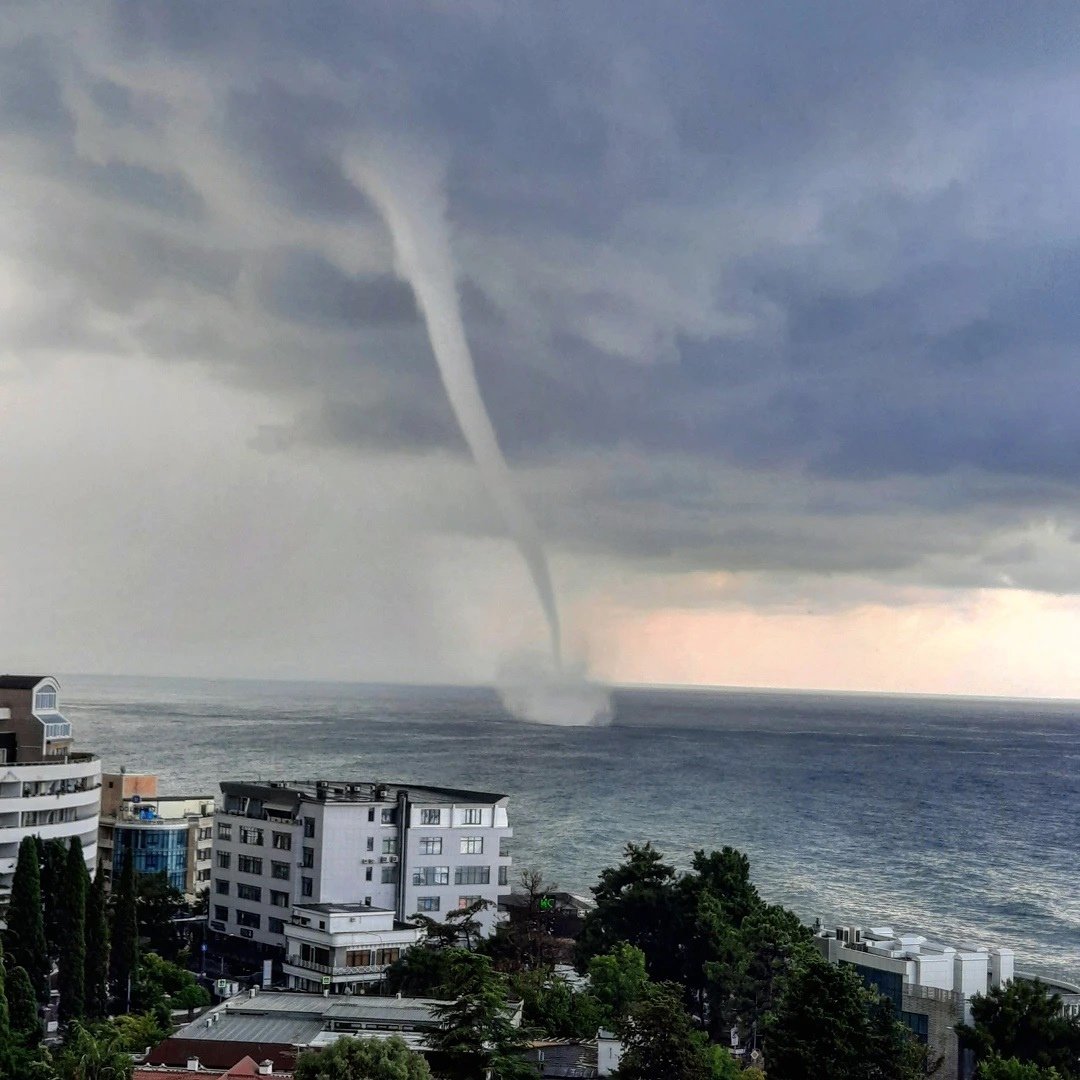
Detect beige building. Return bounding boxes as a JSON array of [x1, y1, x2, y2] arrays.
[[98, 770, 214, 902]]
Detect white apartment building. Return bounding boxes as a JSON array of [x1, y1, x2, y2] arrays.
[[0, 675, 101, 911], [209, 780, 511, 957], [817, 923, 1015, 1080], [283, 902, 424, 992]]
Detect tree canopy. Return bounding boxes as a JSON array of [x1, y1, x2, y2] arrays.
[[295, 1035, 433, 1080]]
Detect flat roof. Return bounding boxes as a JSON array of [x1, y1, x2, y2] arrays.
[[294, 902, 395, 915], [221, 779, 507, 804]]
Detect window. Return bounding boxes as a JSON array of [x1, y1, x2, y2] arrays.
[[270, 890, 289, 908], [366, 836, 374, 851], [215, 879, 229, 895], [272, 831, 292, 850], [197, 847, 211, 861], [199, 826, 213, 841], [235, 909, 261, 929], [239, 825, 264, 846], [214, 905, 229, 922], [301, 876, 313, 897], [416, 897, 440, 912], [381, 866, 399, 884], [368, 808, 375, 822], [271, 861, 290, 880], [346, 948, 374, 966], [381, 808, 397, 824], [420, 809, 441, 825], [216, 851, 231, 869], [498, 866, 509, 886], [419, 837, 442, 855], [197, 868, 211, 882], [365, 867, 373, 881], [268, 917, 285, 935], [302, 847, 315, 868], [462, 808, 482, 825], [412, 866, 449, 887], [454, 866, 490, 885], [458, 895, 482, 909], [217, 823, 232, 841], [303, 817, 315, 838], [381, 837, 398, 855], [364, 896, 372, 907], [460, 837, 483, 855], [236, 883, 261, 902], [35, 687, 58, 711], [237, 855, 263, 875]]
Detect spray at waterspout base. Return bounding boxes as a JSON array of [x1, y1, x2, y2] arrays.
[[497, 655, 613, 728]]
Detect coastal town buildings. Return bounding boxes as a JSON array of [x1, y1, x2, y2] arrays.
[[282, 902, 423, 993], [816, 923, 1015, 1080], [0, 675, 100, 911], [97, 770, 214, 902], [208, 780, 511, 964], [134, 1058, 290, 1079]]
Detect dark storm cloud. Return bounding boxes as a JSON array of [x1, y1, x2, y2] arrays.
[[6, 0, 1080, 592]]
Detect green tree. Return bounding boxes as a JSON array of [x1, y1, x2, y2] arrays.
[[0, 955, 12, 1080], [294, 1035, 433, 1080], [132, 952, 208, 1018], [6, 964, 41, 1044], [133, 872, 185, 962], [109, 850, 138, 1012], [45, 1020, 134, 1080], [959, 980, 1080, 1078], [112, 1010, 169, 1054], [428, 952, 533, 1080], [575, 843, 682, 983], [84, 869, 110, 1020], [59, 838, 89, 1023], [618, 981, 713, 1080], [587, 943, 650, 1029], [5, 835, 50, 1002], [766, 954, 925, 1080], [979, 1056, 1065, 1079], [385, 946, 468, 999], [510, 968, 603, 1040], [41, 838, 69, 961]]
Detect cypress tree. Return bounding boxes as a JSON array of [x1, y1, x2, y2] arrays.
[[84, 867, 110, 1020], [6, 965, 41, 1045], [0, 956, 11, 1051], [109, 848, 138, 1012], [40, 837, 68, 961], [4, 836, 49, 1002], [58, 837, 88, 1022]]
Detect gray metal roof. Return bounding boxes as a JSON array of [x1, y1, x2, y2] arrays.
[[220, 779, 507, 805], [177, 1014, 325, 1046]]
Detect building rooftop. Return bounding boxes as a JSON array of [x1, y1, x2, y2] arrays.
[[220, 779, 508, 805], [294, 902, 395, 916], [0, 675, 51, 690]]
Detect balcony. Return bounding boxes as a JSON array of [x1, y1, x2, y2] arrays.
[[284, 955, 385, 977], [44, 721, 72, 740]]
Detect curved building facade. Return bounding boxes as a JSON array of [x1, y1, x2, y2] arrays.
[[0, 675, 101, 909]]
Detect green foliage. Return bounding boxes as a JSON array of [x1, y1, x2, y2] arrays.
[[133, 872, 186, 962], [5, 836, 50, 1002], [427, 952, 532, 1080], [587, 943, 650, 1028], [111, 1010, 169, 1054], [979, 1056, 1065, 1079], [84, 870, 110, 1021], [510, 968, 602, 1040], [960, 979, 1080, 1079], [42, 1020, 134, 1080], [765, 953, 925, 1080], [132, 952, 209, 1015], [41, 838, 69, 961], [618, 981, 714, 1080], [59, 838, 89, 1023], [108, 850, 138, 1011], [294, 1035, 433, 1080], [6, 964, 41, 1044], [385, 946, 470, 999]]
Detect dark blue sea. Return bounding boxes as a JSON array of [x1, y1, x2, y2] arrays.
[[62, 676, 1080, 983]]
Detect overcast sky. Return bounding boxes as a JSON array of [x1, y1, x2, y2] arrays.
[[3, 2, 1080, 696]]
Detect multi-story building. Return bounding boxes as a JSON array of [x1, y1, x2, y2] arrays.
[[209, 780, 511, 959], [282, 902, 424, 993], [816, 923, 1015, 1080], [97, 770, 214, 902], [0, 675, 100, 910]]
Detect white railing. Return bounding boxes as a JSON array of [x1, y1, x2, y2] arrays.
[[285, 955, 385, 977], [44, 722, 72, 739]]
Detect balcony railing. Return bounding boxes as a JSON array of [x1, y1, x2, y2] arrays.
[[284, 955, 385, 977], [44, 721, 73, 739]]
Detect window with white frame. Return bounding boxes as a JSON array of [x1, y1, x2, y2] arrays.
[[416, 897, 440, 912], [454, 865, 490, 885], [460, 836, 483, 855], [419, 837, 442, 855], [458, 895, 482, 909], [420, 808, 441, 825], [462, 808, 482, 825], [412, 865, 449, 886], [34, 687, 58, 712]]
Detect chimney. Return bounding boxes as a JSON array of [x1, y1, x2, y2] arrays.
[[258, 1063, 274, 1076], [186, 1057, 200, 1071]]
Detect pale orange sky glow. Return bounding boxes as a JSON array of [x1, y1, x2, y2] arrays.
[[590, 588, 1080, 700]]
